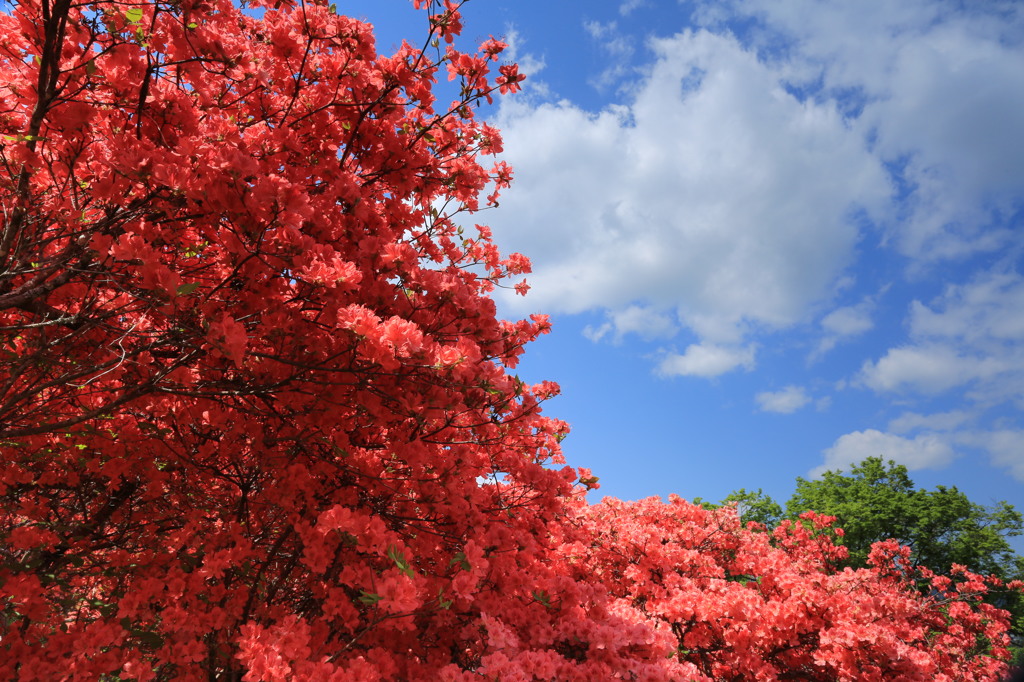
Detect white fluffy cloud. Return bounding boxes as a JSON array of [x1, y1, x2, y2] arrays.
[[821, 420, 1024, 483], [887, 410, 973, 435], [583, 305, 678, 343], [657, 343, 755, 378], [850, 272, 1024, 480], [859, 345, 994, 394], [756, 385, 811, 414], [487, 1, 1024, 485], [695, 0, 1024, 261], [489, 1, 1023, 389], [860, 273, 1024, 400], [491, 29, 889, 371], [821, 304, 874, 337], [815, 429, 956, 477]]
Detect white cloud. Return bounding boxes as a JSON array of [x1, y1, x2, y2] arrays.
[[814, 429, 956, 477], [658, 343, 755, 378], [852, 274, 1024, 478], [821, 304, 874, 337], [756, 385, 811, 414], [969, 429, 1024, 482], [910, 273, 1024, 345], [816, 425, 1024, 483], [492, 29, 889, 360], [501, 27, 549, 98], [860, 272, 1024, 402], [583, 20, 637, 92], [694, 0, 1024, 261], [488, 0, 1024, 445], [583, 305, 678, 343], [814, 300, 875, 358], [887, 410, 974, 435], [858, 344, 997, 394], [583, 20, 633, 57], [619, 0, 647, 16]]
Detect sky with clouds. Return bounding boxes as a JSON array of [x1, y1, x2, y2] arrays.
[[351, 0, 1024, 532]]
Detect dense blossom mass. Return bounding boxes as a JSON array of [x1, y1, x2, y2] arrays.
[[0, 0, 1018, 679]]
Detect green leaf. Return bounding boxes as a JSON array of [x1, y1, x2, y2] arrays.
[[449, 551, 470, 571], [124, 7, 144, 24], [187, 21, 198, 29], [176, 281, 201, 296], [387, 544, 415, 578], [357, 590, 382, 605]]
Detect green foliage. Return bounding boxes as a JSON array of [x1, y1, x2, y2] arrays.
[[784, 457, 1024, 666], [785, 457, 1022, 575], [716, 458, 1024, 664], [696, 488, 784, 529]]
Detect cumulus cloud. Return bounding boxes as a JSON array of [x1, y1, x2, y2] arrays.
[[756, 385, 811, 414], [501, 27, 549, 98], [821, 304, 874, 337], [853, 272, 1024, 481], [658, 343, 755, 378], [859, 272, 1024, 402], [488, 2, 1024, 508], [858, 345, 993, 394], [814, 429, 956, 477], [619, 0, 647, 16], [694, 0, 1024, 261], [485, 1, 1024, 492], [583, 20, 637, 91], [491, 29, 889, 368], [583, 305, 678, 343]]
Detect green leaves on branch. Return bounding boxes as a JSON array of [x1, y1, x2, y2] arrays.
[[387, 544, 414, 578]]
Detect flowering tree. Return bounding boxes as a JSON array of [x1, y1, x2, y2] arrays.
[[573, 497, 1018, 681], [0, 0, 590, 677], [0, 0, 1018, 679]]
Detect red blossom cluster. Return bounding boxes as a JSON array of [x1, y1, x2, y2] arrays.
[[0, 0, 1017, 679], [570, 498, 1015, 681]]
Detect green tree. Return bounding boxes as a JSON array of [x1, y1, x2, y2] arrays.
[[710, 487, 785, 528], [785, 457, 1024, 666], [785, 457, 1022, 575]]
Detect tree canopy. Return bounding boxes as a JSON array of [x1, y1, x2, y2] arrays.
[[785, 457, 1023, 576]]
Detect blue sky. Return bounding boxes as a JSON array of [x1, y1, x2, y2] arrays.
[[349, 0, 1024, 533]]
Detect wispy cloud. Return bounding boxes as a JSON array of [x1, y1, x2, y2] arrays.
[[756, 385, 811, 414], [813, 299, 876, 360]]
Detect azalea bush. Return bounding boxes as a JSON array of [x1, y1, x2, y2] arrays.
[[0, 0, 1018, 679], [574, 497, 1017, 681]]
